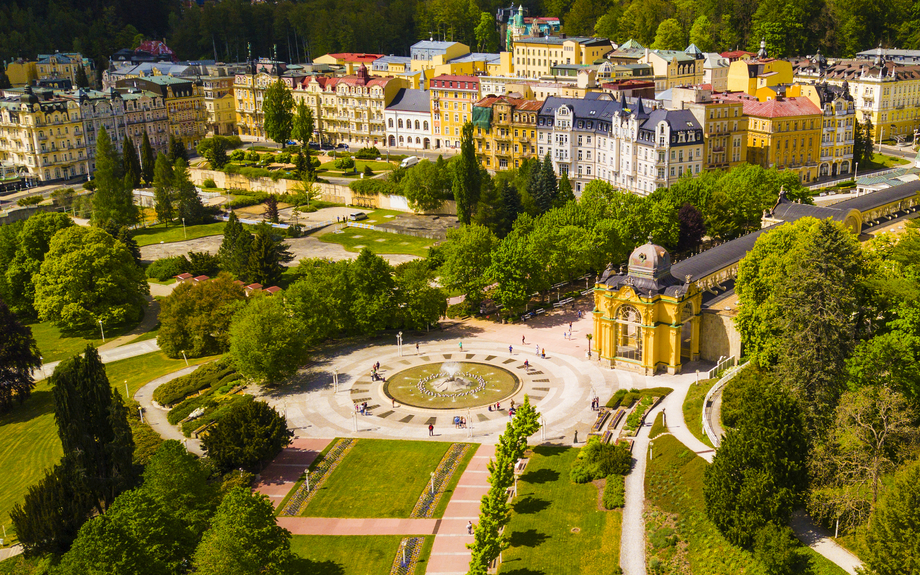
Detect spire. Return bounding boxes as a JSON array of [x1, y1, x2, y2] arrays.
[[757, 37, 768, 59], [874, 42, 884, 67]]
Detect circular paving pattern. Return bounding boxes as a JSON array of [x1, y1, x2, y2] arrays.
[[383, 361, 521, 409]]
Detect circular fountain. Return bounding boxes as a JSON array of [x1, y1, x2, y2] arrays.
[[383, 361, 521, 410]]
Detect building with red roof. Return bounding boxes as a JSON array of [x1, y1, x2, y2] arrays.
[[315, 53, 385, 75]]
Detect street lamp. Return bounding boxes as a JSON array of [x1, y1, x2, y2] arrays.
[[397, 331, 403, 356], [182, 217, 187, 239], [429, 471, 435, 495], [98, 319, 105, 342]]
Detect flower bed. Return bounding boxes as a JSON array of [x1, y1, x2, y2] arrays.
[[409, 443, 472, 518], [607, 408, 625, 430], [279, 438, 357, 516], [590, 408, 611, 432], [389, 537, 425, 575]]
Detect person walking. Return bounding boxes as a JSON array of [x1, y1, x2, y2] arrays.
[[535, 344, 539, 356], [416, 342, 420, 355], [509, 345, 513, 355], [467, 521, 474, 535], [458, 341, 463, 351], [541, 348, 546, 359], [522, 335, 526, 345], [428, 424, 434, 436]]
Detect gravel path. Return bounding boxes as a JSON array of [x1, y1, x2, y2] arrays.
[[620, 402, 665, 575], [134, 364, 208, 456]]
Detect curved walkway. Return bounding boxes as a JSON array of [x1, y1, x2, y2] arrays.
[[133, 363, 207, 456]]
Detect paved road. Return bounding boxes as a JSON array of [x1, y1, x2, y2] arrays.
[[35, 339, 161, 381]]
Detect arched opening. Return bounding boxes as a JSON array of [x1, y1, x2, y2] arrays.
[[680, 304, 693, 360], [398, 119, 403, 129], [414, 120, 420, 130], [389, 135, 396, 146], [398, 136, 404, 145], [615, 305, 643, 363], [820, 163, 829, 177], [841, 160, 850, 174], [424, 138, 430, 149]]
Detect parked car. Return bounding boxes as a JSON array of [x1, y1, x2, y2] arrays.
[[400, 156, 419, 169], [308, 142, 321, 150], [336, 143, 349, 150]]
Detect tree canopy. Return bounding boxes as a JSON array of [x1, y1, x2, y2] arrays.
[[229, 295, 310, 384], [201, 400, 291, 472], [262, 79, 295, 147], [158, 273, 248, 359], [0, 298, 42, 413]]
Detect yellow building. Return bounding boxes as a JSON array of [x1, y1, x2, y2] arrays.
[[116, 76, 206, 152], [794, 48, 920, 143], [512, 36, 611, 80], [727, 52, 794, 96], [410, 41, 471, 72], [431, 75, 481, 149], [724, 93, 822, 183], [202, 74, 236, 135], [233, 60, 289, 139], [7, 53, 94, 88], [119, 89, 170, 156], [592, 242, 701, 375], [471, 96, 542, 171], [639, 48, 705, 91], [314, 53, 384, 75], [790, 84, 856, 177], [672, 87, 748, 171]]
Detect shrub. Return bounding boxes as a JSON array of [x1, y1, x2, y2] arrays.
[[153, 358, 240, 406], [17, 195, 42, 207], [146, 255, 191, 281], [649, 527, 678, 549], [278, 152, 291, 164], [334, 157, 355, 170], [227, 196, 261, 209], [187, 251, 221, 276], [355, 146, 380, 159], [602, 475, 625, 509], [606, 389, 628, 408], [569, 463, 593, 484], [363, 165, 373, 177], [180, 394, 251, 437], [230, 149, 245, 161], [202, 178, 217, 189], [200, 399, 291, 472], [572, 437, 632, 482], [348, 178, 396, 196], [82, 180, 97, 191], [245, 150, 260, 162]]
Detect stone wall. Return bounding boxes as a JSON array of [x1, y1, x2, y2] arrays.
[[0, 203, 57, 226], [699, 310, 742, 362], [189, 168, 457, 216]]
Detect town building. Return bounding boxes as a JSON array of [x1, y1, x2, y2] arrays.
[[512, 36, 612, 79], [793, 47, 920, 143], [201, 69, 237, 135], [233, 59, 291, 139], [384, 88, 432, 150], [726, 42, 794, 96], [702, 53, 731, 92], [504, 5, 561, 51], [431, 75, 481, 149], [6, 53, 95, 88], [314, 53, 384, 75], [536, 93, 703, 195], [115, 76, 206, 152], [671, 87, 748, 171], [471, 95, 541, 171], [411, 41, 471, 72], [720, 92, 822, 183], [118, 88, 170, 157], [639, 46, 706, 91]]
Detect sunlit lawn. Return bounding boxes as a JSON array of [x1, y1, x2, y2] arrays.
[[131, 221, 226, 247], [28, 319, 132, 364], [316, 227, 433, 258], [290, 535, 432, 575], [682, 378, 716, 448]]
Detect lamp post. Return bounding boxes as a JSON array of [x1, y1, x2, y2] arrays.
[[397, 331, 403, 356], [333, 368, 338, 392], [304, 470, 310, 492], [98, 319, 105, 343], [182, 350, 189, 366], [182, 217, 187, 239], [429, 471, 435, 495], [125, 380, 129, 398], [40, 356, 45, 379]]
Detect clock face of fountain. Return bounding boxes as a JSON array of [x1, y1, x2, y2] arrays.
[[383, 361, 521, 410]]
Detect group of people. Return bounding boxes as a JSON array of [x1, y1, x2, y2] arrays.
[[590, 396, 601, 411], [453, 416, 468, 428], [355, 401, 369, 415], [371, 362, 385, 382]]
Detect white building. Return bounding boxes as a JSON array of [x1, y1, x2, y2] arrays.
[[536, 93, 703, 195], [384, 88, 433, 150], [702, 53, 730, 92]]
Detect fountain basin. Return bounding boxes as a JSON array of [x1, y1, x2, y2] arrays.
[[383, 362, 522, 410]]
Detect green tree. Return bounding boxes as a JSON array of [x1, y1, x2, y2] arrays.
[[652, 18, 686, 50], [153, 152, 175, 226], [196, 137, 229, 169], [349, 248, 397, 335], [168, 135, 188, 164], [74, 65, 89, 88], [496, 180, 523, 239], [158, 273, 248, 358], [0, 298, 41, 413], [753, 522, 802, 575], [291, 99, 314, 148], [474, 11, 499, 52], [452, 122, 481, 224], [862, 459, 920, 575], [556, 170, 574, 207], [689, 15, 717, 52], [263, 79, 295, 148], [440, 224, 498, 309], [563, 0, 608, 36], [704, 382, 809, 547], [173, 159, 208, 225], [218, 212, 254, 278], [122, 139, 142, 190], [286, 259, 352, 343], [245, 227, 288, 286], [594, 8, 622, 41], [402, 159, 450, 212], [202, 400, 291, 472], [677, 202, 705, 252], [4, 211, 73, 316], [34, 226, 149, 332], [394, 260, 447, 330], [140, 131, 155, 185], [91, 127, 138, 227], [192, 487, 295, 575], [229, 296, 310, 384], [488, 216, 543, 311], [141, 440, 218, 535], [534, 154, 557, 214]]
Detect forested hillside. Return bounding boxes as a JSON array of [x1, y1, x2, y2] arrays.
[[1, 0, 919, 72]]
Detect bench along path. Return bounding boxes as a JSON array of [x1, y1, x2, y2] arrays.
[[424, 444, 496, 575]]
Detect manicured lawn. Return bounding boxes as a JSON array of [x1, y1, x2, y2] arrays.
[[317, 159, 396, 178], [27, 319, 143, 364], [290, 535, 427, 574], [131, 221, 227, 247], [645, 434, 847, 575], [317, 227, 434, 258], [303, 439, 452, 518], [0, 380, 62, 547], [682, 378, 716, 449], [499, 446, 621, 575], [0, 351, 213, 544], [865, 152, 909, 170], [362, 209, 407, 225]]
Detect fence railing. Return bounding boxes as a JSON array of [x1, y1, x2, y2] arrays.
[[702, 360, 749, 448]]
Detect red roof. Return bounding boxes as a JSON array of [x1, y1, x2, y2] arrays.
[[245, 283, 263, 291], [325, 53, 384, 63], [740, 96, 821, 118], [721, 50, 756, 59], [192, 275, 209, 282], [431, 75, 480, 90], [264, 286, 282, 295], [473, 95, 542, 110], [175, 273, 193, 281]]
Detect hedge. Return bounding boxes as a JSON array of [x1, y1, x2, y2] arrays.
[[602, 474, 625, 509], [348, 178, 397, 196], [153, 359, 240, 406], [146, 255, 191, 281]]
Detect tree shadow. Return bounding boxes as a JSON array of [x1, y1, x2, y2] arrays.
[[512, 495, 550, 515], [519, 468, 558, 485], [290, 558, 345, 575], [531, 445, 569, 458], [507, 528, 549, 548], [0, 389, 55, 426], [501, 569, 547, 575]]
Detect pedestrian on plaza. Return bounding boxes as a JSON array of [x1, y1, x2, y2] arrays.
[[376, 361, 380, 371], [467, 521, 474, 535], [496, 401, 500, 410], [428, 424, 434, 436], [522, 335, 526, 345], [459, 341, 463, 351], [569, 322, 573, 331], [510, 399, 515, 409], [524, 359, 529, 370], [535, 344, 539, 356], [392, 398, 396, 408], [541, 348, 546, 359], [416, 343, 420, 354], [509, 345, 513, 355]]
